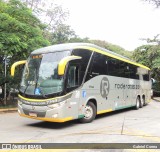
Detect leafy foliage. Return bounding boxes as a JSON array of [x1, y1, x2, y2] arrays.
[[140, 1, 160, 93], [0, 0, 135, 103], [143, 0, 160, 7], [132, 45, 160, 81], [51, 24, 76, 44], [21, 0, 69, 32], [0, 0, 49, 94], [91, 40, 132, 58]]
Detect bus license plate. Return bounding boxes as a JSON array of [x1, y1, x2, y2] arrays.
[[29, 112, 37, 117]]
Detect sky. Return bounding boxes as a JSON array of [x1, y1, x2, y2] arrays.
[[55, 0, 160, 51]]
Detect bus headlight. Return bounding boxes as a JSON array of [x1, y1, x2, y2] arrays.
[[47, 100, 66, 109]]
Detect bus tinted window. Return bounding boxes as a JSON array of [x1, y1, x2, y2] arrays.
[[72, 49, 92, 84], [143, 71, 150, 81], [118, 61, 130, 78], [108, 58, 120, 77], [85, 51, 147, 81], [67, 65, 79, 88], [129, 64, 139, 79], [90, 52, 108, 75]]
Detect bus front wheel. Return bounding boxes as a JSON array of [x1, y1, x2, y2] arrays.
[[79, 102, 96, 123]]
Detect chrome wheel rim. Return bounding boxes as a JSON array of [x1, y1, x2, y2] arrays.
[[84, 105, 93, 119], [137, 99, 140, 108]]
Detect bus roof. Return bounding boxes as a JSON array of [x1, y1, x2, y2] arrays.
[[31, 43, 150, 70], [31, 43, 95, 54]]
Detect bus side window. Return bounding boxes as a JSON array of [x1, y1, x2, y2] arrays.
[[143, 71, 150, 81], [129, 65, 139, 80], [90, 52, 108, 75], [72, 49, 92, 84], [118, 61, 129, 78], [67, 65, 79, 88], [108, 58, 119, 77], [85, 52, 108, 82]]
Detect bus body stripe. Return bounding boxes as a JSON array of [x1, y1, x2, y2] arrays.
[[18, 93, 72, 102], [97, 109, 113, 115]]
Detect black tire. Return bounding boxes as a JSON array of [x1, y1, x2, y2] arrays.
[[142, 96, 146, 106], [79, 102, 96, 123], [140, 97, 144, 108], [135, 97, 140, 110]]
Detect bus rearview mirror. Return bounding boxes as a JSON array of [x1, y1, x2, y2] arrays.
[[11, 60, 27, 77], [58, 56, 82, 75]]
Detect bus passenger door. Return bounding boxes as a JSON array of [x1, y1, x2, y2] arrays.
[[66, 63, 81, 118]]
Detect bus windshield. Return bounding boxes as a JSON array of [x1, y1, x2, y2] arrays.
[[20, 51, 71, 96]]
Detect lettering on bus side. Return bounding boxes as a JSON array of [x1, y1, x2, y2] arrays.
[[100, 77, 110, 98], [115, 84, 140, 89]]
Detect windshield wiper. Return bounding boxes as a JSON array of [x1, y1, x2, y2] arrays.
[[23, 82, 30, 95]]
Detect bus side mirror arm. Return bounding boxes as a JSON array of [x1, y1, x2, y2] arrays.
[[58, 56, 82, 75], [11, 60, 27, 77]]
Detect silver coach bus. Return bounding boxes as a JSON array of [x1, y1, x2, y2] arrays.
[[11, 43, 151, 123]]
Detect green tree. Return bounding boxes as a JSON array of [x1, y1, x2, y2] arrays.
[[132, 45, 160, 81], [143, 0, 160, 7], [91, 40, 132, 58], [51, 24, 91, 44], [0, 0, 50, 101], [141, 1, 160, 94], [21, 0, 69, 32], [51, 24, 76, 44]]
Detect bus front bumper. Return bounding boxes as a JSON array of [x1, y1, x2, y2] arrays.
[[18, 103, 73, 123], [19, 113, 73, 123]]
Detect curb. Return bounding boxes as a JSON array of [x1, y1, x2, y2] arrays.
[[153, 98, 160, 102], [0, 108, 18, 113]]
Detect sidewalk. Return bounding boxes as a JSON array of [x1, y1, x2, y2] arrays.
[[0, 107, 17, 113], [152, 97, 160, 102], [0, 98, 18, 113]]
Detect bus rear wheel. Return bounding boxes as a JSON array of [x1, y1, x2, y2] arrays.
[[142, 96, 146, 106], [79, 102, 96, 123], [135, 97, 140, 110]]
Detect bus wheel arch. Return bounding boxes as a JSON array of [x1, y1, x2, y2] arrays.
[[79, 99, 97, 123], [88, 98, 97, 109]]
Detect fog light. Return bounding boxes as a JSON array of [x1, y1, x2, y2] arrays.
[[52, 114, 58, 118]]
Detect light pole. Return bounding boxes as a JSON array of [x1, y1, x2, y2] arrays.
[[4, 55, 7, 105]]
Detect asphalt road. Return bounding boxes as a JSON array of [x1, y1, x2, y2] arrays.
[[0, 100, 160, 145]]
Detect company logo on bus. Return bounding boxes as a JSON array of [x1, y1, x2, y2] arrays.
[[100, 77, 110, 98]]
